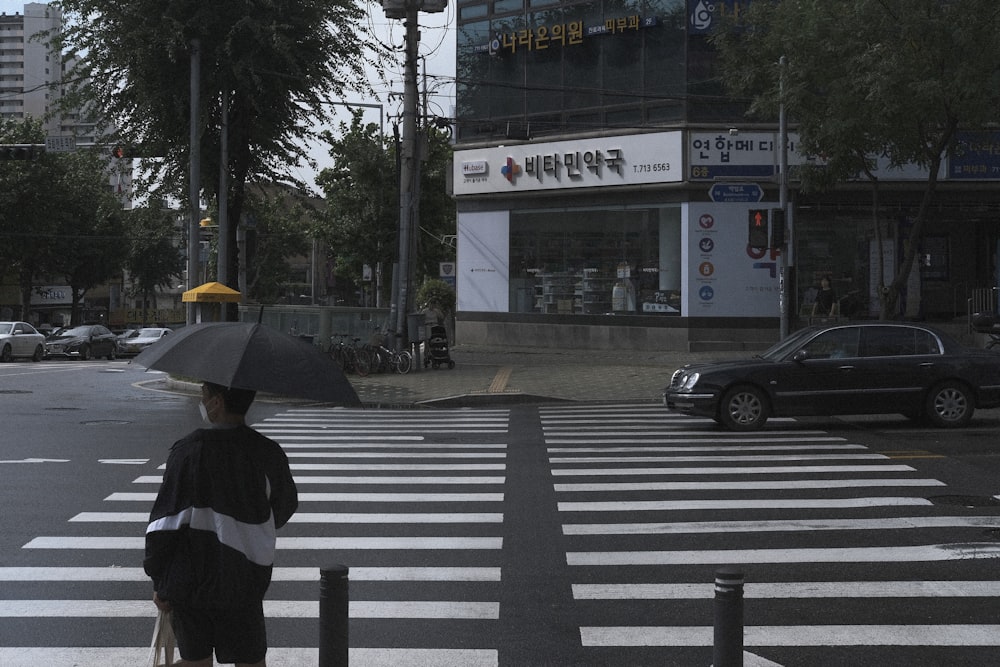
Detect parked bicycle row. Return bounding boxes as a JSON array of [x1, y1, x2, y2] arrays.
[[328, 333, 412, 376]]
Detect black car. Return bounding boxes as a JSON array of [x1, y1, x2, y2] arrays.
[[664, 322, 1000, 430], [45, 324, 118, 360]]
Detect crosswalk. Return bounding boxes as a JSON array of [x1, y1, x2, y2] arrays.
[[0, 407, 509, 667], [542, 404, 1000, 664]]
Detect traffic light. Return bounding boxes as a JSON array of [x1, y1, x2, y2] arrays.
[[748, 208, 768, 248], [0, 144, 43, 160], [770, 208, 786, 248]]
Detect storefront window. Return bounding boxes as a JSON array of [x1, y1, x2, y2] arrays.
[[508, 205, 682, 314]]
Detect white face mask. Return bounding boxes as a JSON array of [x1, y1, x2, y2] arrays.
[[199, 401, 212, 424]]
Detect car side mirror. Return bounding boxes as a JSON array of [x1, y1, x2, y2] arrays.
[[793, 349, 810, 363]]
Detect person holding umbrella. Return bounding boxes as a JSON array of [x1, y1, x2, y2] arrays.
[[143, 381, 298, 667]]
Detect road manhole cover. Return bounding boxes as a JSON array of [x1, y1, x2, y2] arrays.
[[928, 495, 1000, 508]]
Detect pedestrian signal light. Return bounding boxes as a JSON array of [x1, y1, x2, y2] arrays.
[[748, 208, 768, 248]]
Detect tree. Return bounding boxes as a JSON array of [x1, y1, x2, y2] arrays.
[[0, 118, 126, 323], [123, 207, 186, 324], [241, 188, 312, 304], [711, 0, 1000, 319], [54, 0, 382, 306], [315, 113, 456, 305]]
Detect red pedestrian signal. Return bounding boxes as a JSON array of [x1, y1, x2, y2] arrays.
[[748, 208, 768, 248]]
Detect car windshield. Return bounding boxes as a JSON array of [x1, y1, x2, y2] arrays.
[[54, 326, 91, 337], [0, 323, 10, 335], [137, 328, 164, 337], [757, 327, 821, 361]]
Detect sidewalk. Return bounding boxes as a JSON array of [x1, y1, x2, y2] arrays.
[[350, 343, 744, 407]]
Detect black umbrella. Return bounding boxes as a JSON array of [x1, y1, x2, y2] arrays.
[[132, 322, 361, 406]]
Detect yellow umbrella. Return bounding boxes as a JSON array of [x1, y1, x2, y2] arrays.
[[182, 282, 241, 303]]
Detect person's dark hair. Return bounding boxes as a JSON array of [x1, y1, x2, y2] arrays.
[[203, 382, 257, 415]]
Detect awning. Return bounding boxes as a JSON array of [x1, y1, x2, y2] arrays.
[[182, 281, 242, 303]]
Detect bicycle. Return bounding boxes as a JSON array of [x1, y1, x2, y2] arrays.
[[329, 334, 371, 376], [368, 328, 412, 374]]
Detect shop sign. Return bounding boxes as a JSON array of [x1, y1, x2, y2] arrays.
[[950, 131, 1000, 180], [31, 286, 72, 305], [454, 131, 683, 195], [689, 131, 805, 180]]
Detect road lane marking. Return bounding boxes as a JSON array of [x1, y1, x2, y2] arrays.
[[573, 580, 1000, 599], [24, 536, 503, 550], [551, 464, 916, 476], [132, 475, 507, 485], [581, 625, 1000, 647], [567, 543, 1000, 565], [558, 497, 933, 512], [553, 478, 945, 492], [562, 515, 1000, 535], [71, 511, 505, 523], [0, 647, 498, 667], [0, 566, 501, 582], [0, 599, 499, 619]]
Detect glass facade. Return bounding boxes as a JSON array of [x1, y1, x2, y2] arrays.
[[508, 205, 682, 314], [456, 0, 690, 141]]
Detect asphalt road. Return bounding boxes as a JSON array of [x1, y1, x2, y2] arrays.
[[2, 359, 1000, 666]]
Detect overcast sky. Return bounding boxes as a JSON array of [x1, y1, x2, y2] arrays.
[[0, 0, 457, 191]]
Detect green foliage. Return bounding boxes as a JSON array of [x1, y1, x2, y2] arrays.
[[314, 113, 456, 304], [710, 0, 1000, 317], [416, 278, 455, 313], [243, 188, 313, 304], [0, 118, 128, 322], [54, 0, 383, 296], [123, 206, 186, 317]]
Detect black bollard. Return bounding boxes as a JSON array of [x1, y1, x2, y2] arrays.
[[712, 568, 744, 667], [319, 564, 350, 667]]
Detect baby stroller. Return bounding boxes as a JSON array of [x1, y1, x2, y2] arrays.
[[424, 324, 455, 369], [971, 312, 1000, 350]]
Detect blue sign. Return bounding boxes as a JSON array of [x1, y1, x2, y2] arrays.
[[708, 182, 764, 203]]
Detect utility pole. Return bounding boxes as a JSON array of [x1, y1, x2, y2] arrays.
[[382, 0, 447, 350], [778, 55, 790, 339], [187, 39, 201, 326]]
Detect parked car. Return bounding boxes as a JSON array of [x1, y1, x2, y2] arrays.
[[0, 321, 46, 362], [119, 327, 172, 356], [664, 322, 1000, 430], [45, 324, 118, 360]]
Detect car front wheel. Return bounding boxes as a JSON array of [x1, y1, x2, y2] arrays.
[[0, 344, 11, 362], [925, 381, 975, 428], [718, 385, 769, 431]]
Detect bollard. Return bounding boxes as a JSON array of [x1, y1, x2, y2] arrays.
[[319, 564, 350, 667], [712, 568, 744, 667]]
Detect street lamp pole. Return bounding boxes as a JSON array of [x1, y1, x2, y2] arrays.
[[187, 39, 201, 326]]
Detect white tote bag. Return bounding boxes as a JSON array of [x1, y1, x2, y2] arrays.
[[145, 608, 176, 667]]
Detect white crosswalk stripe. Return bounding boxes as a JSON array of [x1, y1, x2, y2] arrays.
[[1, 408, 509, 664], [542, 403, 1000, 664]]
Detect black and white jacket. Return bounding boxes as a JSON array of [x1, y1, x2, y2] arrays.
[[144, 425, 298, 609]]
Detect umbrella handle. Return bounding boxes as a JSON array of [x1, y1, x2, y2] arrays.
[[258, 305, 265, 324]]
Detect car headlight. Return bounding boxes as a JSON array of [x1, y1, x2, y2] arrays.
[[680, 371, 700, 391]]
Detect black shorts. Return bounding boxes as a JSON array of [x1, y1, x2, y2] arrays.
[[170, 601, 267, 664]]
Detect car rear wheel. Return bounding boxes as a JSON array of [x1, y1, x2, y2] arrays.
[[79, 344, 90, 361], [718, 385, 769, 431], [107, 346, 117, 360], [32, 345, 43, 362], [925, 381, 975, 428]]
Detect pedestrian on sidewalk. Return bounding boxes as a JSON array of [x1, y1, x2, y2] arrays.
[[143, 381, 298, 667]]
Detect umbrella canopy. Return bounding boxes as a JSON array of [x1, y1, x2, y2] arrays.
[[182, 281, 242, 303], [132, 322, 360, 406]]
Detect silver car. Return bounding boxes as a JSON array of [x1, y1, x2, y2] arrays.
[[0, 321, 46, 362]]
